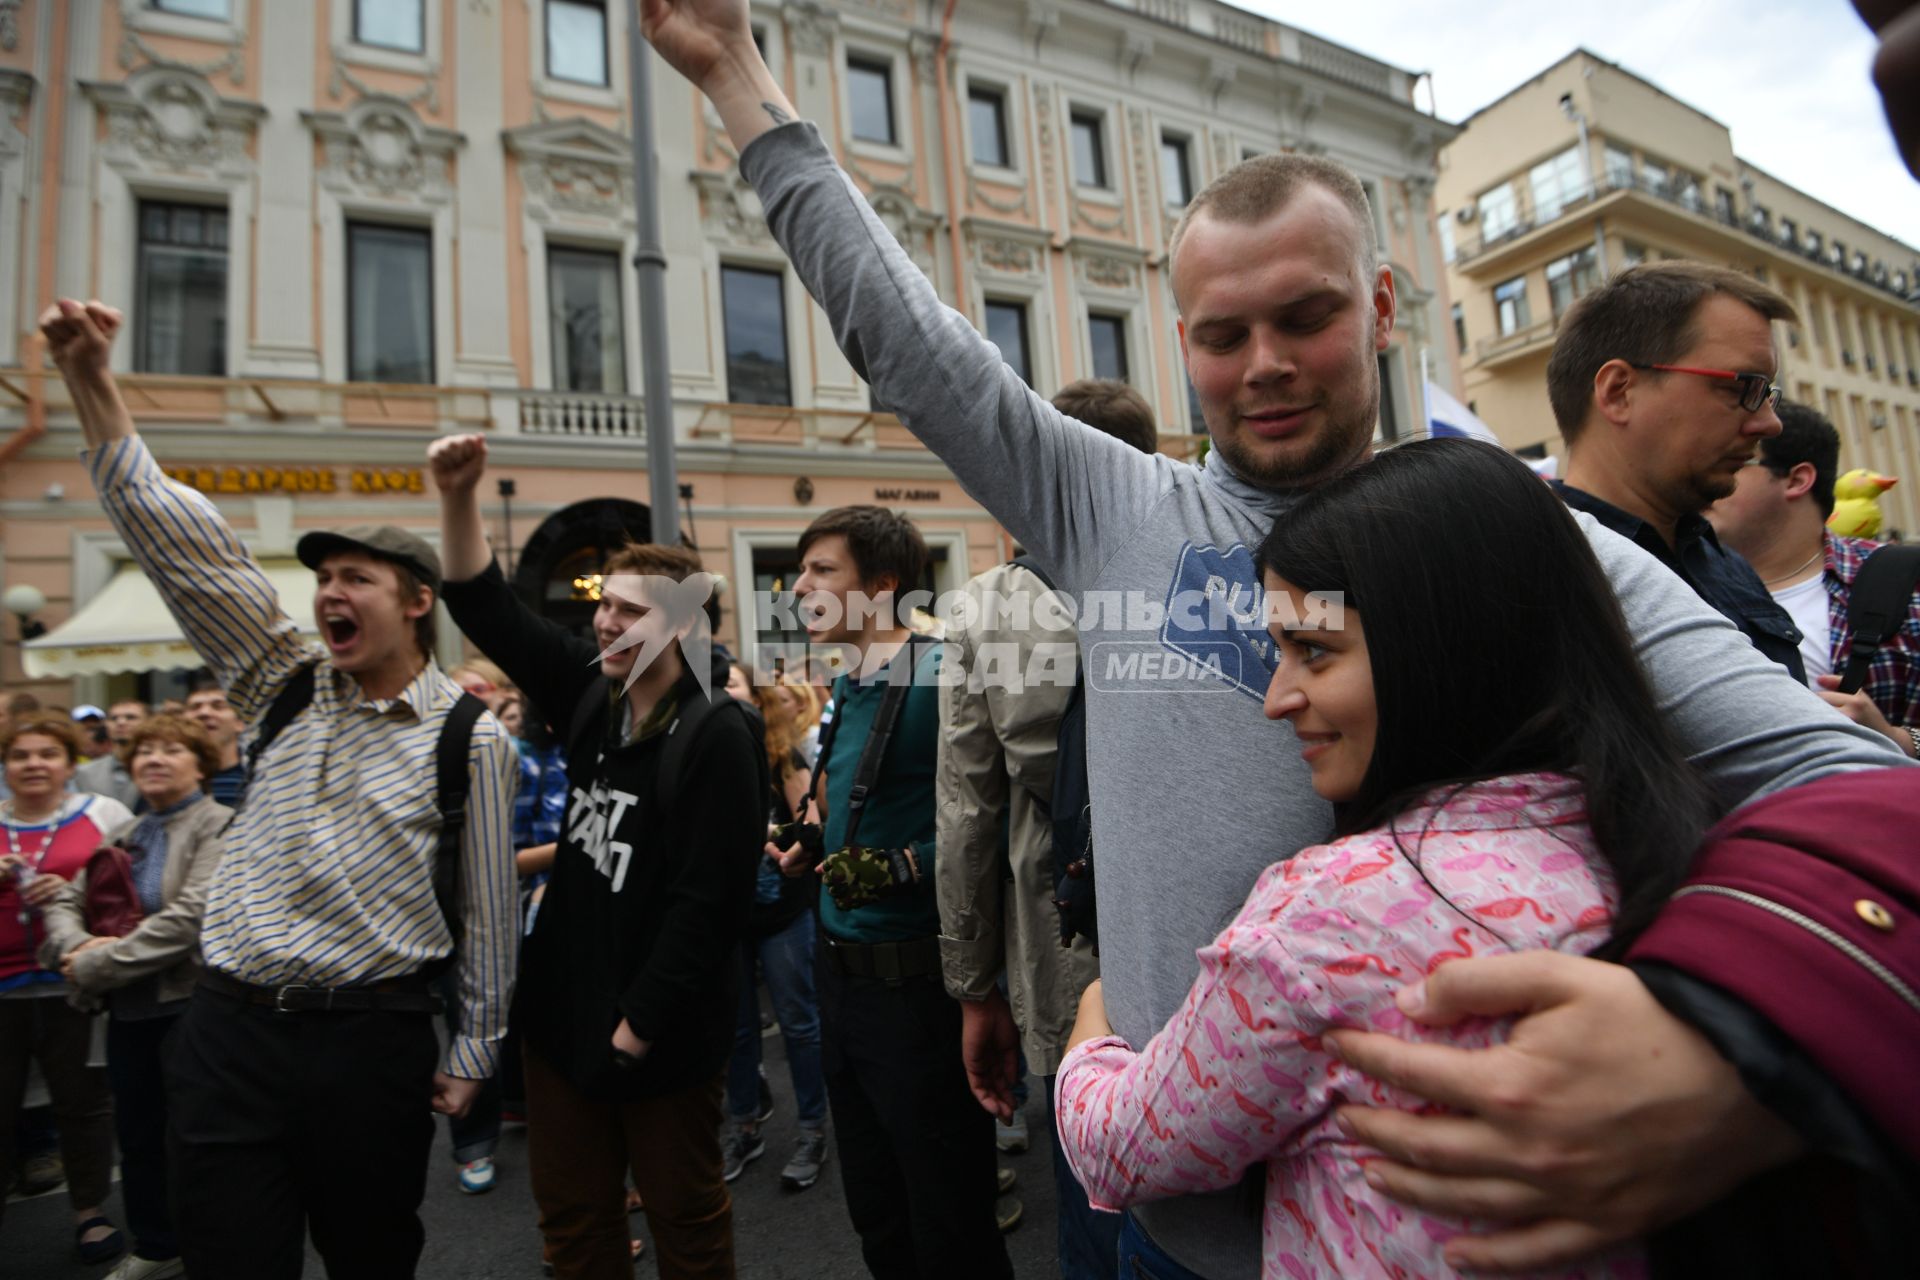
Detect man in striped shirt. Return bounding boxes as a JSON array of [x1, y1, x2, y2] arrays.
[[41, 298, 519, 1280]]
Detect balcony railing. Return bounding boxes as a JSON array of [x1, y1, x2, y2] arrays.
[[688, 403, 927, 453], [0, 369, 493, 430], [1455, 173, 1920, 306], [509, 390, 644, 438], [1475, 317, 1558, 364]]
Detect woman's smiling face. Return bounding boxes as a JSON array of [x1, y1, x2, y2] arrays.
[[1261, 571, 1375, 803]]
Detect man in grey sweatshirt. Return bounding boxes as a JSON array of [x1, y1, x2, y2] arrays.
[[641, 6, 1908, 1275]]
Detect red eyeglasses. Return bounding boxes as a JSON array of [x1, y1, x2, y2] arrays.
[[1629, 364, 1781, 413]]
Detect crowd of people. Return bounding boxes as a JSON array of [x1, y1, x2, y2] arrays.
[[5, 2, 1920, 1279]]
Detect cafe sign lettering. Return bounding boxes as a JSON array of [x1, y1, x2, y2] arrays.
[[164, 466, 427, 495]]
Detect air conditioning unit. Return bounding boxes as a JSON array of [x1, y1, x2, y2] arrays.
[[1871, 412, 1888, 431], [1842, 350, 1856, 368], [1866, 353, 1877, 373], [1456, 206, 1476, 223]]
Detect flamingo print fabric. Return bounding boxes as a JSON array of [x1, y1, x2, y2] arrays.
[[1055, 772, 1647, 1279]]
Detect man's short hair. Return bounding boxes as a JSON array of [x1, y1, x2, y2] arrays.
[[797, 506, 928, 593], [1546, 261, 1798, 443], [1167, 152, 1378, 299], [602, 541, 704, 582], [1051, 379, 1159, 455], [1762, 400, 1844, 519], [188, 672, 225, 697]]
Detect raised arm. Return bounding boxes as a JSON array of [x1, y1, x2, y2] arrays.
[[640, 2, 1172, 591], [40, 300, 313, 720], [427, 434, 496, 585]]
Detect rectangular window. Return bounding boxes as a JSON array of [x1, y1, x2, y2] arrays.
[[151, 0, 230, 17], [968, 86, 1009, 167], [1642, 159, 1672, 197], [1621, 239, 1648, 266], [355, 0, 424, 53], [847, 56, 895, 145], [1494, 276, 1530, 336], [1452, 301, 1467, 355], [546, 0, 608, 86], [547, 246, 625, 393], [1070, 111, 1107, 189], [135, 201, 228, 376], [1749, 203, 1772, 235], [1545, 246, 1600, 318], [1779, 216, 1798, 246], [1376, 353, 1399, 441], [1714, 187, 1737, 225], [1604, 144, 1634, 189], [1528, 145, 1585, 222], [721, 265, 790, 406], [1477, 183, 1517, 241], [1438, 213, 1457, 263], [348, 223, 433, 383], [1161, 133, 1192, 207], [984, 300, 1031, 386], [1809, 293, 1830, 348], [1088, 313, 1128, 382]]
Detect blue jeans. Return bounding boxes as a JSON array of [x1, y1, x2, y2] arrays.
[[1116, 1212, 1212, 1280], [725, 909, 826, 1127]]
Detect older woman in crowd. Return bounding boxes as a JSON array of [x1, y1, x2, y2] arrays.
[[28, 713, 230, 1280], [0, 711, 134, 1265]]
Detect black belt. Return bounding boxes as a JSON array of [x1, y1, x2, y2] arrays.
[[822, 934, 941, 983], [199, 968, 443, 1014]]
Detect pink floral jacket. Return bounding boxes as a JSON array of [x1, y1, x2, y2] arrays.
[[1055, 773, 1647, 1279]]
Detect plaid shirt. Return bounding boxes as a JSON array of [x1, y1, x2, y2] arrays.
[[1825, 532, 1920, 730]]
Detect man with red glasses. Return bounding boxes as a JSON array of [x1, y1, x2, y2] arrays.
[[1546, 261, 1807, 678]]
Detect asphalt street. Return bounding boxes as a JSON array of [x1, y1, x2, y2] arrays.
[[6, 1020, 1063, 1279]]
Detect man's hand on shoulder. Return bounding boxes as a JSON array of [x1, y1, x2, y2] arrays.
[[1323, 951, 1802, 1273]]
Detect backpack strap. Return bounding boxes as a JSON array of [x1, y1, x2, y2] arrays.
[[1839, 544, 1920, 696], [1010, 554, 1056, 593], [428, 691, 489, 970], [653, 687, 760, 821], [239, 661, 320, 809]]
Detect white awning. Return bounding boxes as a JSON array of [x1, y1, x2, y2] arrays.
[[23, 560, 319, 678]]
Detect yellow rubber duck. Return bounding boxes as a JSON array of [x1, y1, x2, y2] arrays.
[[1828, 469, 1898, 538]]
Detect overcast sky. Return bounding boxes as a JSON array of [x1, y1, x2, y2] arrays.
[[1239, 0, 1919, 248]]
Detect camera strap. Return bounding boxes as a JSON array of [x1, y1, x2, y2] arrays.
[[823, 635, 927, 852]]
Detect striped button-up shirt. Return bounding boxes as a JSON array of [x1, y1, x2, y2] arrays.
[[1825, 532, 1920, 731], [87, 436, 518, 1078]]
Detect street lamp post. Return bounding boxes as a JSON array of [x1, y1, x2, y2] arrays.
[[627, 3, 679, 546]]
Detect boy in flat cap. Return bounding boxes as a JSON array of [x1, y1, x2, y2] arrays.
[[39, 298, 519, 1280]]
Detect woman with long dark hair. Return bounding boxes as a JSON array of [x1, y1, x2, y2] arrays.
[[1056, 440, 1711, 1278]]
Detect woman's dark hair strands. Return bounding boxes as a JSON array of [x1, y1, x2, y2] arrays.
[[1255, 439, 1713, 952]]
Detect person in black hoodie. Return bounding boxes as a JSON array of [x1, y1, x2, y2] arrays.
[[429, 433, 767, 1280]]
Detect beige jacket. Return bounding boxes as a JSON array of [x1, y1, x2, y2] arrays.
[[935, 562, 1099, 1075], [37, 794, 231, 1012]]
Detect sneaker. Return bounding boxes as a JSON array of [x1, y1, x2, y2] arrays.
[[105, 1256, 186, 1280], [720, 1120, 765, 1182], [780, 1127, 830, 1191], [995, 1196, 1024, 1233], [996, 1167, 1017, 1194], [18, 1150, 64, 1196], [457, 1156, 496, 1194], [995, 1109, 1029, 1153], [755, 1066, 775, 1123]]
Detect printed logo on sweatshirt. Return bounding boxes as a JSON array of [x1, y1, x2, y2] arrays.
[[1159, 541, 1277, 701], [567, 780, 642, 891]]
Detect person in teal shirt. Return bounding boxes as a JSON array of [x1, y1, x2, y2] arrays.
[[776, 506, 1012, 1279]]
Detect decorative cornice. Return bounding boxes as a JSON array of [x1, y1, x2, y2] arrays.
[[305, 98, 464, 202], [83, 71, 264, 179]]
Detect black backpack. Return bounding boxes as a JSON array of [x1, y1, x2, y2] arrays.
[[245, 661, 488, 966], [1836, 544, 1920, 699], [1010, 556, 1098, 951]]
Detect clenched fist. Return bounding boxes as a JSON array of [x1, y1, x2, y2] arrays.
[[38, 299, 123, 383], [427, 433, 490, 496]]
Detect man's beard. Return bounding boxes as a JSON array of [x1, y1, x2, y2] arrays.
[[1209, 398, 1377, 492]]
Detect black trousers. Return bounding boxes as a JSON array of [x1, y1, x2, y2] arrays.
[[164, 985, 439, 1280], [818, 951, 1012, 1280], [107, 1013, 182, 1261]]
